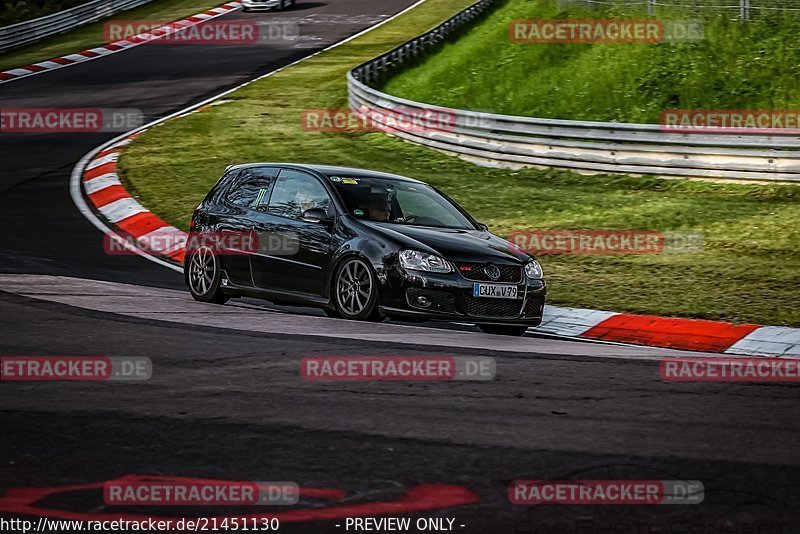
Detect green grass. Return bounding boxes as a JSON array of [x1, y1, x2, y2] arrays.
[[118, 0, 800, 327], [0, 0, 226, 72], [382, 0, 800, 122]]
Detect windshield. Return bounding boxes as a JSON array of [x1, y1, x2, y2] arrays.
[[327, 175, 476, 230]]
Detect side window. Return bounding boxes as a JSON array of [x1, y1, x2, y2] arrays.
[[226, 167, 279, 208], [268, 169, 332, 220], [209, 169, 239, 204]]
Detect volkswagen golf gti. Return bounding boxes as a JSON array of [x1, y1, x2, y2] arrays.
[[185, 164, 546, 335]]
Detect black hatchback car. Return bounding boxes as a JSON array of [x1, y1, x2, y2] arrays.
[[185, 164, 546, 335]]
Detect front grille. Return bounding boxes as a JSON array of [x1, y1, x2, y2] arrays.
[[524, 296, 545, 317], [455, 262, 522, 283], [406, 288, 457, 313], [464, 295, 523, 318]]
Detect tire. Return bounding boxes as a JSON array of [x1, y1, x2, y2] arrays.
[[242, 6, 250, 11], [478, 325, 529, 336], [186, 245, 229, 304], [333, 257, 382, 321]]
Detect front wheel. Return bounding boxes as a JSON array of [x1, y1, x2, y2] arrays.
[[186, 246, 229, 304], [478, 325, 529, 336], [333, 258, 381, 321]]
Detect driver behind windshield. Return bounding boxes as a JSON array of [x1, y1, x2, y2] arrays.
[[367, 193, 391, 222], [330, 176, 473, 229]]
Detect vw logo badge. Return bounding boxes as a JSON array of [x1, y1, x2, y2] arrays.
[[484, 264, 501, 280]]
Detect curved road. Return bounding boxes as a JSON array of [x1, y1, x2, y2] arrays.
[[1, 1, 799, 531], [0, 0, 413, 285]]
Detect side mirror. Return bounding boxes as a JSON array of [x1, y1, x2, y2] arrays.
[[478, 222, 489, 232], [302, 208, 331, 225]]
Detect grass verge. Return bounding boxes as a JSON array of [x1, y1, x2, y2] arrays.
[[381, 0, 800, 123], [118, 0, 800, 327], [0, 0, 227, 73]]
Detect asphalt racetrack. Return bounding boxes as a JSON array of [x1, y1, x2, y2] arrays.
[[1, 1, 799, 532]]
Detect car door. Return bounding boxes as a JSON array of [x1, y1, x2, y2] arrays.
[[251, 169, 334, 297], [217, 167, 278, 286]]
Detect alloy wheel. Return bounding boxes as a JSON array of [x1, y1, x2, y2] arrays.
[[336, 259, 373, 317], [186, 245, 229, 304], [189, 246, 216, 296]]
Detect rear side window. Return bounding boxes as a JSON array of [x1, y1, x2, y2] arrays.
[[226, 167, 279, 208], [207, 169, 238, 203]]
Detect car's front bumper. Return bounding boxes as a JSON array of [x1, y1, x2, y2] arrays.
[[378, 265, 546, 326]]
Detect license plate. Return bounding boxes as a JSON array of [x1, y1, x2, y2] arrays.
[[473, 283, 519, 299]]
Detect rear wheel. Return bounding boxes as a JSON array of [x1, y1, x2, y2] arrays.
[[186, 246, 229, 304], [478, 325, 529, 336], [333, 258, 381, 321]]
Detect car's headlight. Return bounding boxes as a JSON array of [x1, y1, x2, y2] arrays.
[[524, 260, 544, 279], [399, 250, 452, 273]]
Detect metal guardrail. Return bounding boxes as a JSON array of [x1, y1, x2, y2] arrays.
[[0, 0, 157, 53], [347, 0, 800, 182]]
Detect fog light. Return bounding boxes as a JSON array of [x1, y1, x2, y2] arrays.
[[416, 295, 432, 307]]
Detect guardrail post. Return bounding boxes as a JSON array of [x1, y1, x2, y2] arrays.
[[740, 0, 750, 20]]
